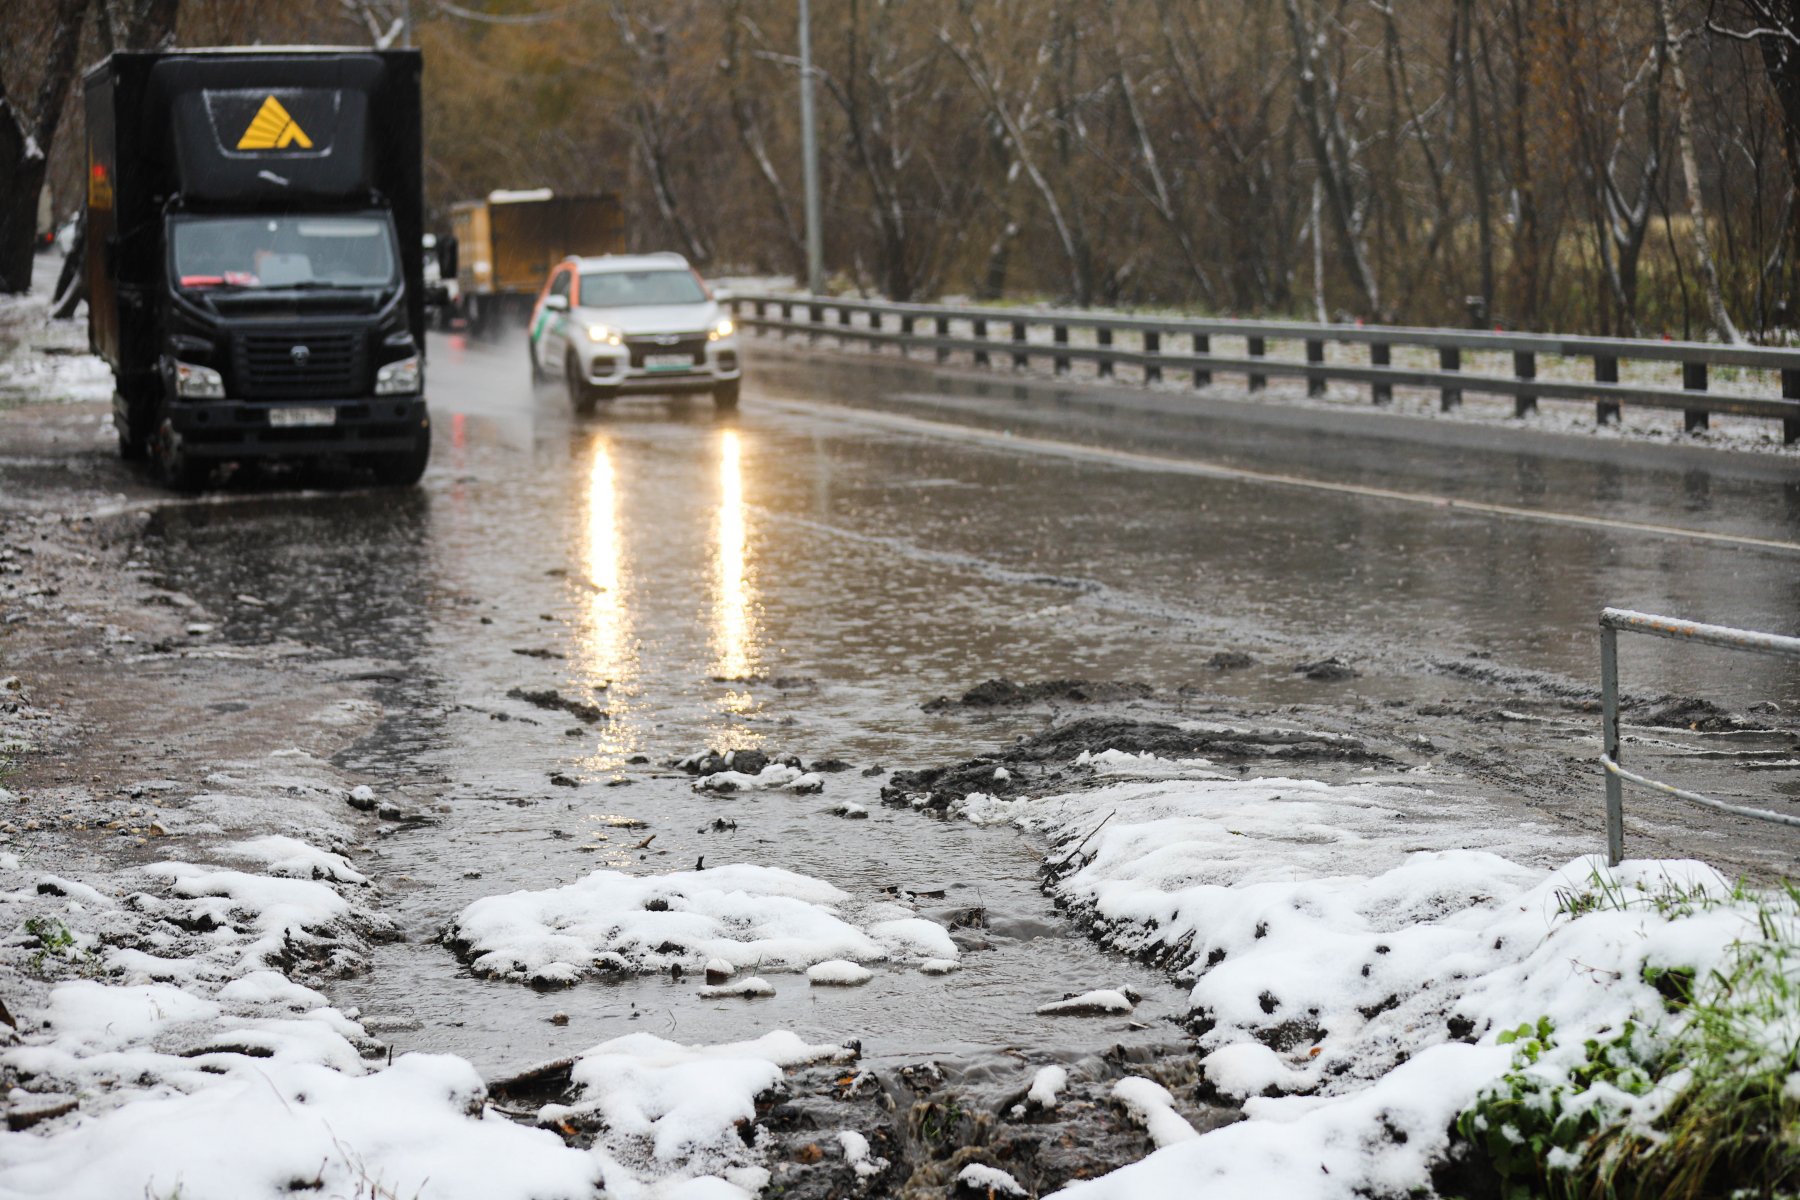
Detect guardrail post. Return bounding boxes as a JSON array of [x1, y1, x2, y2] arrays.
[[900, 314, 914, 357], [1144, 331, 1161, 384], [1784, 368, 1800, 444], [1054, 324, 1071, 375], [1682, 361, 1709, 433], [1601, 622, 1624, 866], [838, 305, 852, 347], [780, 300, 793, 339], [1097, 328, 1114, 378], [753, 299, 766, 322], [1439, 346, 1461, 410], [1305, 339, 1326, 397], [1012, 321, 1028, 369], [1247, 336, 1266, 391], [1514, 351, 1538, 417], [936, 316, 951, 363], [1193, 333, 1211, 387], [1370, 342, 1391, 405], [808, 302, 822, 343], [973, 318, 990, 367], [1595, 354, 1620, 426]]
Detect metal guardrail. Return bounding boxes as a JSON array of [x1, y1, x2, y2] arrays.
[[728, 293, 1800, 442], [1599, 607, 1800, 864]]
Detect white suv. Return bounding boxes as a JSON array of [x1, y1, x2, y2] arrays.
[[527, 252, 741, 413]]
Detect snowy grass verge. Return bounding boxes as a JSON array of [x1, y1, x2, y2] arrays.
[[948, 760, 1796, 1198]]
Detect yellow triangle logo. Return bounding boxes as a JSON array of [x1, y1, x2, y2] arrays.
[[236, 95, 314, 151]]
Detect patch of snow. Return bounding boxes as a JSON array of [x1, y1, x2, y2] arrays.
[[0, 1053, 598, 1200], [1036, 988, 1135, 1016], [223, 835, 367, 884], [950, 791, 1026, 826], [33, 875, 112, 905], [838, 1128, 888, 1178], [698, 976, 776, 999], [807, 959, 873, 986], [450, 863, 884, 985], [694, 763, 822, 793], [539, 1030, 847, 1195], [1027, 1065, 1069, 1109], [919, 958, 959, 975], [1004, 774, 1785, 1200], [869, 916, 958, 963], [1109, 1077, 1198, 1147], [956, 1162, 1027, 1195]]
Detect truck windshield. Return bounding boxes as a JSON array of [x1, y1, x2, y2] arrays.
[[578, 270, 707, 308], [172, 214, 398, 290]]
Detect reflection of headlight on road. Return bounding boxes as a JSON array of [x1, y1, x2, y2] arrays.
[[708, 317, 734, 341], [587, 324, 623, 345], [174, 361, 225, 399], [375, 355, 421, 395]]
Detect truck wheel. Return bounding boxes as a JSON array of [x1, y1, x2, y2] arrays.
[[713, 380, 740, 411], [372, 423, 431, 486], [568, 354, 596, 416], [150, 406, 207, 491]]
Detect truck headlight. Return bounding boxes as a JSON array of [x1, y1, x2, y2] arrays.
[[587, 323, 623, 345], [375, 355, 422, 395], [708, 317, 735, 341], [174, 361, 225, 400]]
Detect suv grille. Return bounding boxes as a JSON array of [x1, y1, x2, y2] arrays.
[[626, 334, 706, 368], [234, 329, 366, 399]]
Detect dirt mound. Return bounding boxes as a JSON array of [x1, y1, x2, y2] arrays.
[[884, 717, 1391, 811], [923, 679, 1154, 711]]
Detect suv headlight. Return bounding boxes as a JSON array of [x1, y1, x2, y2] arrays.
[[587, 323, 623, 345], [375, 355, 422, 395], [174, 361, 225, 399], [708, 317, 735, 341]]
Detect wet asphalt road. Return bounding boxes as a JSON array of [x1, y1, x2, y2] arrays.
[[127, 328, 1800, 1074]]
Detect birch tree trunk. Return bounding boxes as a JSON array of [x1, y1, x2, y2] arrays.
[[1660, 0, 1741, 343]]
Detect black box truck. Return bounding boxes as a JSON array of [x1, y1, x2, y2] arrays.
[[84, 48, 431, 488]]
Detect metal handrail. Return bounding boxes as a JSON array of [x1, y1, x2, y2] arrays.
[[727, 292, 1800, 441], [1599, 607, 1800, 864]]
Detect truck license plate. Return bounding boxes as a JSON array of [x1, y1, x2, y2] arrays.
[[644, 353, 691, 370], [269, 406, 337, 428]]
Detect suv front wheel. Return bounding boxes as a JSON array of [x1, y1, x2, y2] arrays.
[[713, 380, 740, 410]]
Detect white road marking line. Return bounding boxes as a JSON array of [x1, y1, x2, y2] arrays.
[[762, 396, 1800, 556]]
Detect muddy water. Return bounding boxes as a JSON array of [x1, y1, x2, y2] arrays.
[[136, 333, 1800, 1085]]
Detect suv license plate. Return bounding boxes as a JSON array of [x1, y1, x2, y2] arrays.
[[269, 406, 337, 428], [644, 353, 692, 370]]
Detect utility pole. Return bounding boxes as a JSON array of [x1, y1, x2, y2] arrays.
[[798, 0, 824, 295]]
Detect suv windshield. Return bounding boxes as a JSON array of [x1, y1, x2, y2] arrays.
[[579, 269, 706, 308], [172, 213, 398, 290]]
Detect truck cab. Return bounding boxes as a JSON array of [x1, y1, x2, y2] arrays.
[[85, 49, 432, 488]]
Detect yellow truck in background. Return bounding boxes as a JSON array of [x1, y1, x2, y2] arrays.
[[450, 189, 623, 335]]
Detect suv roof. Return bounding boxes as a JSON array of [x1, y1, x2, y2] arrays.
[[567, 252, 691, 273]]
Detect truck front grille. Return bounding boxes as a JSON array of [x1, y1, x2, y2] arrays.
[[234, 329, 366, 399]]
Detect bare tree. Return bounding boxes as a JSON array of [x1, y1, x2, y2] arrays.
[[1283, 0, 1382, 318], [0, 0, 87, 294], [1664, 0, 1743, 340]]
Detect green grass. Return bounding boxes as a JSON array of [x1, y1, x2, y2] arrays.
[[1455, 880, 1800, 1198]]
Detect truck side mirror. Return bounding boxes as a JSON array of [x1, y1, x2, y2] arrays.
[[543, 294, 568, 312], [438, 235, 458, 280]]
